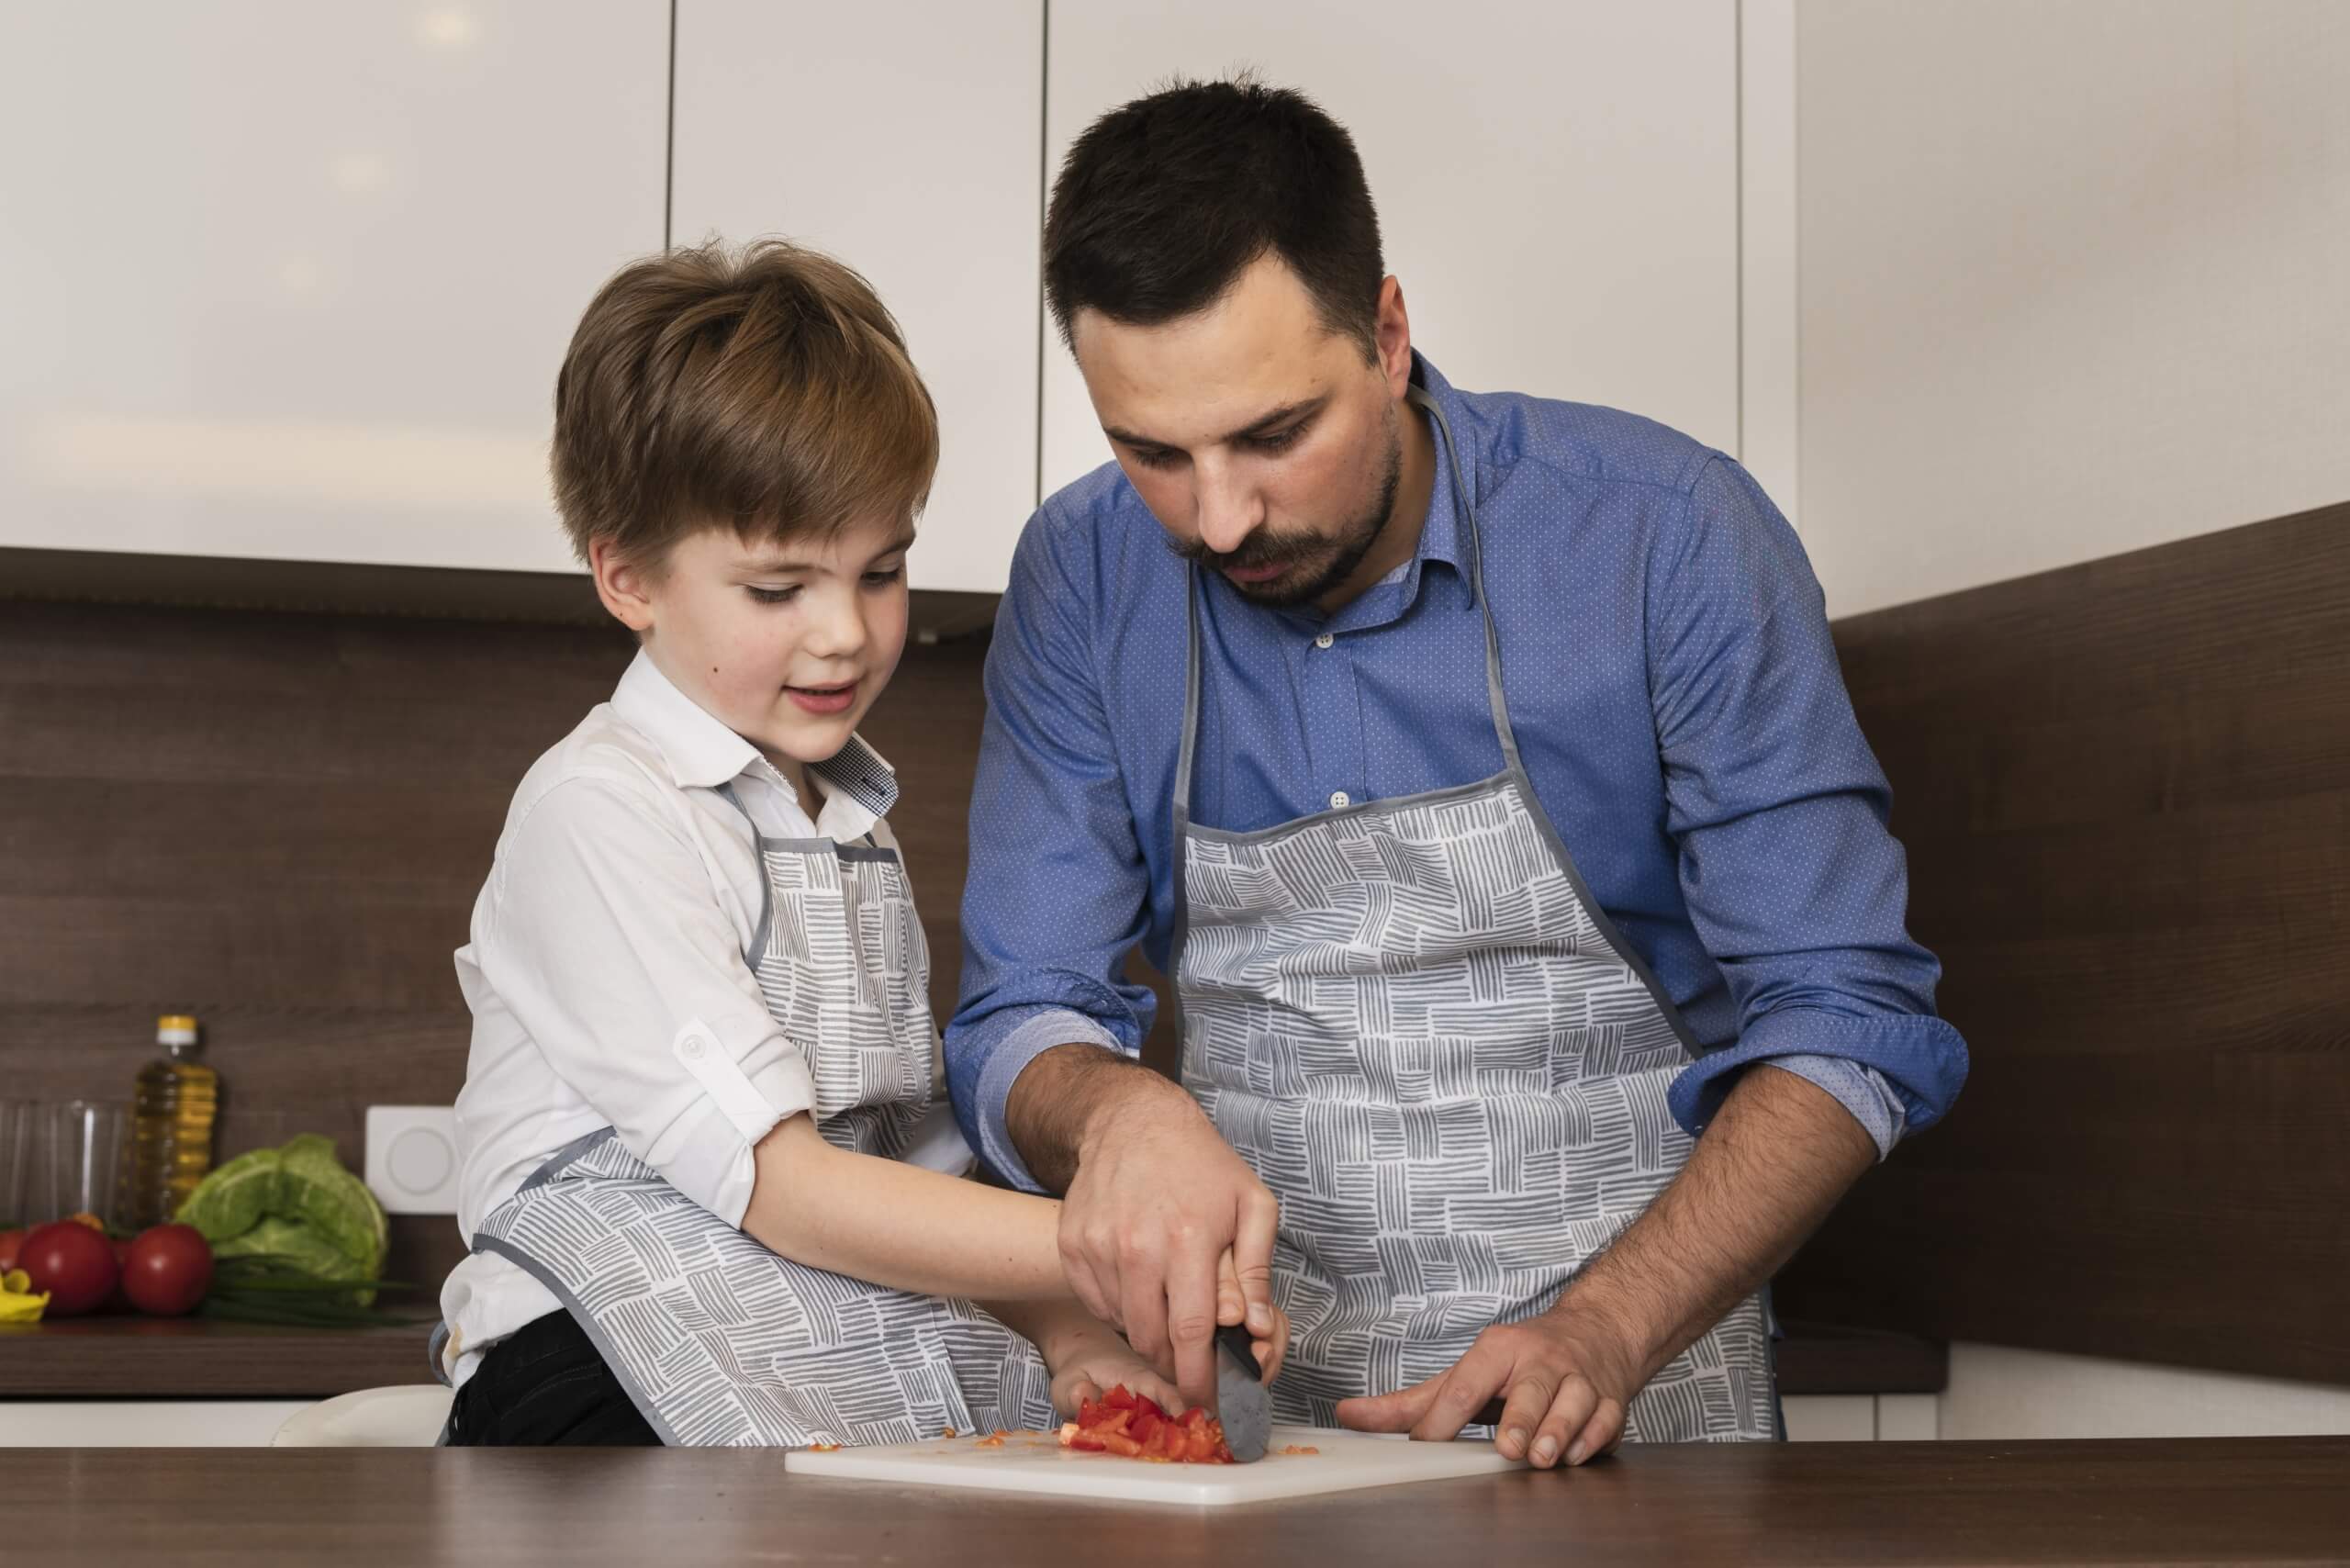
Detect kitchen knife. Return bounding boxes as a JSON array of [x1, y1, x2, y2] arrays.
[[1213, 1323, 1272, 1462]]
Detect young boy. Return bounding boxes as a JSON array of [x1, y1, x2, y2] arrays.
[[433, 241, 1281, 1445]]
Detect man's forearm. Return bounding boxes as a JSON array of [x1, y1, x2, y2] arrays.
[[1003, 1040, 1180, 1193], [1558, 1063, 1877, 1382]]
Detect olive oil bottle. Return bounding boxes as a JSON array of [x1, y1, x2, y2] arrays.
[[129, 1014, 220, 1227]]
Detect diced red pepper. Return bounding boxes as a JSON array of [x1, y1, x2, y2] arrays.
[[1058, 1384, 1235, 1464]]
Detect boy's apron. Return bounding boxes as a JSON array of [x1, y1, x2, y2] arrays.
[[442, 795, 1055, 1446], [1171, 386, 1775, 1441]]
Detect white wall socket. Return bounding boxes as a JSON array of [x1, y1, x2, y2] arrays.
[[364, 1105, 461, 1216]]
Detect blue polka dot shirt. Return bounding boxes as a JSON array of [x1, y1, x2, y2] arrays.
[[947, 354, 1968, 1190]]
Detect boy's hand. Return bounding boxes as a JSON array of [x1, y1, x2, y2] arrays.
[[1046, 1294, 1291, 1422], [1043, 1319, 1187, 1420]]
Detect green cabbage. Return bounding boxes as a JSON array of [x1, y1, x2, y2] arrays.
[[176, 1134, 389, 1296]]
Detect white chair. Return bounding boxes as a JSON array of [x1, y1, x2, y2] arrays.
[[271, 1383, 454, 1447]]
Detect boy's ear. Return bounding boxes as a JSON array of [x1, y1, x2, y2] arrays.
[[589, 537, 659, 633]]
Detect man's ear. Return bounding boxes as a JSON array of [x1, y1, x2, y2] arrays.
[[1373, 275, 1413, 398], [589, 537, 658, 633]]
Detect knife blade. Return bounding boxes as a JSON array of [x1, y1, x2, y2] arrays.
[[1212, 1323, 1271, 1462]]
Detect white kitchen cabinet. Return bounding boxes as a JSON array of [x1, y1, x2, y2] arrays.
[[1782, 1394, 1942, 1442], [0, 2, 668, 575], [0, 1401, 307, 1446], [1038, 0, 1740, 501], [669, 1, 1046, 594], [1781, 1394, 1876, 1442]]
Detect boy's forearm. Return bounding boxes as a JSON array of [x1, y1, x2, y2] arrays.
[[744, 1114, 1069, 1300], [979, 1297, 1108, 1364]]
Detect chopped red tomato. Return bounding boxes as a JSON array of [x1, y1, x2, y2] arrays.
[[1057, 1385, 1233, 1464]]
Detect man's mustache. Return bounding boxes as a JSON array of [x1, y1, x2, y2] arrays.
[[1169, 530, 1326, 572]]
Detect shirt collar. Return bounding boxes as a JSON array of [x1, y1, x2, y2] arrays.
[[1404, 353, 1469, 576], [609, 649, 899, 817], [1295, 353, 1470, 634]]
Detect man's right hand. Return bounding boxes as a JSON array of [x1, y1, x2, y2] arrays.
[[1032, 1056, 1280, 1412]]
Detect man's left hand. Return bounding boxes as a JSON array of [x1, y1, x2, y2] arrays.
[[1332, 1298, 1647, 1468]]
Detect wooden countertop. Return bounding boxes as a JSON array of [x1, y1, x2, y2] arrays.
[[0, 1317, 434, 1397], [6, 1438, 2343, 1564], [0, 1315, 1944, 1400]]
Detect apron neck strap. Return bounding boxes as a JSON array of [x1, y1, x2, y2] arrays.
[[1176, 566, 1204, 837], [1408, 384, 1528, 776], [714, 778, 756, 829]]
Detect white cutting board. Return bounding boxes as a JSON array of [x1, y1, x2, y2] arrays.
[[782, 1423, 1527, 1506]]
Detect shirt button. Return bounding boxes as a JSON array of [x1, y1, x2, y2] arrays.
[[681, 1036, 706, 1060], [1329, 790, 1351, 810], [1314, 633, 1335, 650]]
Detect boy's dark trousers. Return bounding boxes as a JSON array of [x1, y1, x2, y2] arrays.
[[444, 1307, 661, 1446]]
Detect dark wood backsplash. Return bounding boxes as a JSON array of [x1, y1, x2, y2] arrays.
[[6, 503, 2344, 1386], [1776, 501, 2350, 1386], [0, 591, 991, 1289]]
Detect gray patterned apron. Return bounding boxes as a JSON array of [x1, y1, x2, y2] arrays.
[[447, 786, 1055, 1446], [1171, 386, 1774, 1442]]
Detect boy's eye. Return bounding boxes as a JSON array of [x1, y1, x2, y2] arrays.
[[862, 564, 905, 588], [1127, 445, 1182, 470], [1248, 424, 1304, 454], [744, 585, 800, 606]]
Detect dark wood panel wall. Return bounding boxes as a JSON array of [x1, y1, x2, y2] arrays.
[[0, 594, 991, 1287], [6, 504, 2344, 1385], [1776, 503, 2350, 1386]]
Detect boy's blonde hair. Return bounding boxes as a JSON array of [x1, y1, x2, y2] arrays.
[[551, 239, 938, 571]]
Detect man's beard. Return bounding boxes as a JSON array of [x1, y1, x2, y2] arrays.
[[1174, 408, 1405, 609]]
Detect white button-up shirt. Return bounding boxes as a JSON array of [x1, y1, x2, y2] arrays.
[[437, 650, 968, 1386]]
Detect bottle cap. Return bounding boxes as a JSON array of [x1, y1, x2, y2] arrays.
[[157, 1014, 199, 1047]]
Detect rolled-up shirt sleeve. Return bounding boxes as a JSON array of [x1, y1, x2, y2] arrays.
[[1648, 456, 1969, 1144], [946, 510, 1160, 1193], [475, 775, 817, 1224]]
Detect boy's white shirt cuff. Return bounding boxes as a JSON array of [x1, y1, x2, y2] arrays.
[[643, 1012, 818, 1226]]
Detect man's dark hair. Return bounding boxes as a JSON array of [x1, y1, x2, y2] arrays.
[[1043, 76, 1384, 359]]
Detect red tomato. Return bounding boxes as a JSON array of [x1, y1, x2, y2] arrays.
[[18, 1220, 120, 1316], [0, 1228, 24, 1272], [120, 1225, 213, 1316], [102, 1237, 135, 1314]]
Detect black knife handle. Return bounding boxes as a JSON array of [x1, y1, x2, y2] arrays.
[[1213, 1322, 1264, 1378], [1472, 1397, 1507, 1427]]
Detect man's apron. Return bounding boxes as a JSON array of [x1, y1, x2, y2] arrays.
[[445, 790, 1056, 1446], [1171, 387, 1775, 1441]]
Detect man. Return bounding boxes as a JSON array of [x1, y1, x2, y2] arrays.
[[945, 78, 1966, 1469]]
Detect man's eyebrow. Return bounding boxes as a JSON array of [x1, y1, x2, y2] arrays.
[[1102, 396, 1326, 453]]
